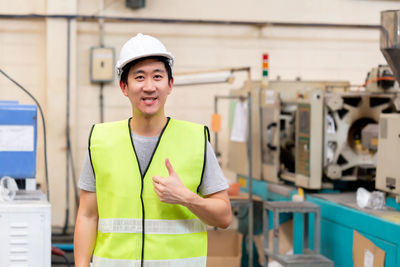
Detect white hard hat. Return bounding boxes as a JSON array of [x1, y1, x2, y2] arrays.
[[115, 33, 174, 78]]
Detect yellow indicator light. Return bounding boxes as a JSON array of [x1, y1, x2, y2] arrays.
[[238, 176, 247, 187]]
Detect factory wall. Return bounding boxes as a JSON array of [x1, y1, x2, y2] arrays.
[[0, 0, 398, 227]]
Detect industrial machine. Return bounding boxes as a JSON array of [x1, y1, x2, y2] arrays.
[[225, 9, 400, 267], [0, 100, 51, 267], [375, 10, 400, 200], [228, 77, 399, 189], [228, 10, 400, 193]]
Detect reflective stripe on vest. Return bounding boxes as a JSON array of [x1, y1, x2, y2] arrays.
[[90, 118, 208, 263], [98, 218, 206, 234], [93, 255, 207, 267]]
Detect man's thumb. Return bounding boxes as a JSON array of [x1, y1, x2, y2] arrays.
[[165, 158, 175, 176]]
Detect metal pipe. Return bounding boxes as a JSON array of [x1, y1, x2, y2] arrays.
[[214, 96, 218, 157], [98, 0, 105, 123], [176, 67, 252, 76], [263, 202, 269, 267], [273, 207, 279, 254], [0, 13, 380, 30], [100, 82, 104, 123], [215, 95, 246, 100], [62, 18, 72, 235], [315, 210, 321, 254], [99, 0, 105, 47], [247, 89, 254, 267]]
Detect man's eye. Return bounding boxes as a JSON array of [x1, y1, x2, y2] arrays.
[[135, 75, 145, 80], [154, 75, 163, 80]]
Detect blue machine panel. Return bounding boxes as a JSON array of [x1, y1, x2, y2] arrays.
[[0, 102, 37, 178]]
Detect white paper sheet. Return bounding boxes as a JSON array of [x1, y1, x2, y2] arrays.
[[0, 125, 34, 151], [230, 101, 248, 142], [265, 90, 275, 105], [364, 248, 374, 267]]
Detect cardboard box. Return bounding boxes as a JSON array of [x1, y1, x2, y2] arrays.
[[268, 219, 293, 256], [254, 219, 293, 265], [353, 230, 385, 267], [207, 229, 242, 267]]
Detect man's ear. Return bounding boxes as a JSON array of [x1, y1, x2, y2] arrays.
[[167, 77, 173, 95], [120, 80, 128, 96]]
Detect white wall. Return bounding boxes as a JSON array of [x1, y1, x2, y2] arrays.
[[0, 0, 399, 227]]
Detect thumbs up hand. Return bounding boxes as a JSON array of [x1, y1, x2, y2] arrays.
[[152, 158, 193, 205]]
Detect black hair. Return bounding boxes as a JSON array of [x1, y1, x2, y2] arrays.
[[120, 56, 173, 84]]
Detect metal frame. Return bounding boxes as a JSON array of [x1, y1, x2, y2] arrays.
[[215, 94, 254, 267], [213, 67, 255, 267], [262, 201, 333, 267]]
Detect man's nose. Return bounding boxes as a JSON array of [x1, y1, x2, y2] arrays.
[[143, 78, 156, 92]]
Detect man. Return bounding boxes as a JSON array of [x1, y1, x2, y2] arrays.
[[74, 33, 232, 267]]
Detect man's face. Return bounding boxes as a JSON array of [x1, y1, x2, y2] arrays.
[[120, 58, 173, 117]]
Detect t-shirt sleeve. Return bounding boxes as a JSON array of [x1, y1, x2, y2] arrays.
[[78, 151, 96, 192], [198, 141, 229, 196]]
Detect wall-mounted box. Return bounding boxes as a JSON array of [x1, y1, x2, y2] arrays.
[[90, 47, 115, 83], [126, 0, 145, 9]]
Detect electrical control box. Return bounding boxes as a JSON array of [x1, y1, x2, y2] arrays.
[[0, 102, 37, 179], [0, 197, 51, 267], [126, 0, 145, 9], [90, 46, 115, 83]]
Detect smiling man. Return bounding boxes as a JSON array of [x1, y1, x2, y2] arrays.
[[74, 33, 232, 267]]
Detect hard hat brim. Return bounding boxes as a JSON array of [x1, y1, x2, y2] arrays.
[[116, 52, 174, 76]]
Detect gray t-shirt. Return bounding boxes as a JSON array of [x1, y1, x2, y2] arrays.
[[78, 131, 228, 196]]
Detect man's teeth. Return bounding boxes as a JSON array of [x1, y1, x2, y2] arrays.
[[143, 97, 156, 102]]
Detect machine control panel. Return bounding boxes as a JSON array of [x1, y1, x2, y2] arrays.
[[296, 104, 311, 177]]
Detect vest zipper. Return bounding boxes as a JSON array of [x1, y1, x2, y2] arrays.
[[128, 117, 171, 267], [196, 126, 209, 193]]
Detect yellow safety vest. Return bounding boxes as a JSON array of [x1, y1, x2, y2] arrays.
[[89, 118, 209, 267]]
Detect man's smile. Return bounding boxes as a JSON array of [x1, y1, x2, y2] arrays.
[[142, 97, 158, 105]]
